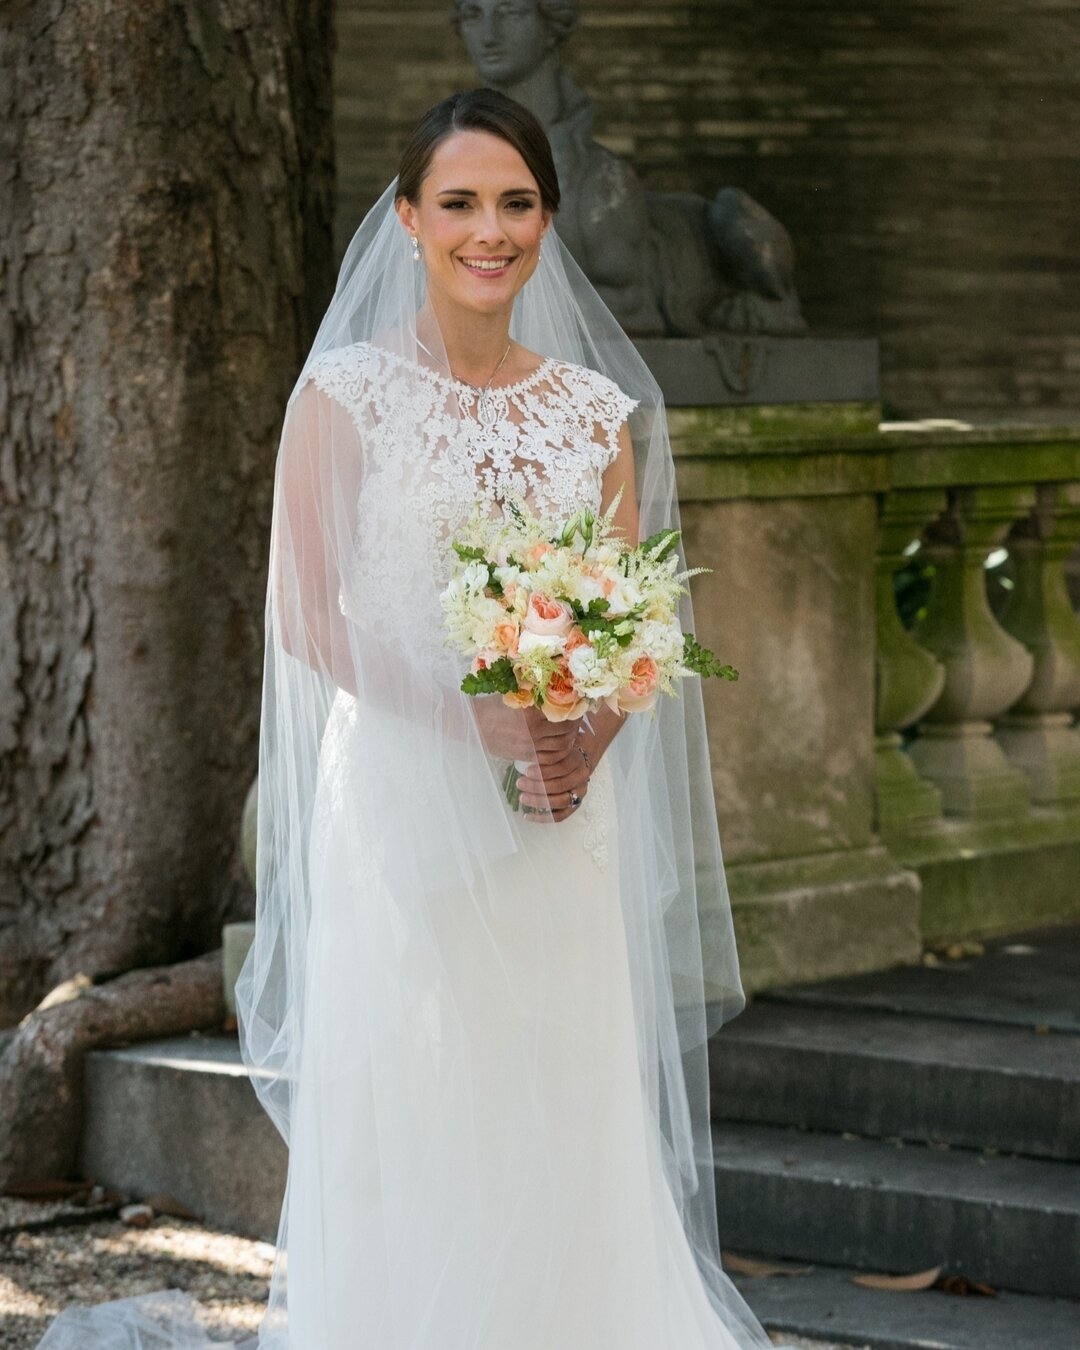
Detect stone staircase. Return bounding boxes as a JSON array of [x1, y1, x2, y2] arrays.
[[75, 924, 1080, 1348], [712, 923, 1080, 1347]]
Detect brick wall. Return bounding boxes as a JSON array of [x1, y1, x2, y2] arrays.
[[335, 0, 1080, 417]]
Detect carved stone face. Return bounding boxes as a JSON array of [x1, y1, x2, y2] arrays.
[[456, 0, 557, 86]]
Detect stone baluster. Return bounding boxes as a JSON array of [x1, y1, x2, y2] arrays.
[[874, 488, 947, 836], [995, 483, 1080, 804], [907, 485, 1036, 816]]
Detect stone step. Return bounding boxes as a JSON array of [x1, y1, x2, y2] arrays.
[[731, 1257, 1080, 1350], [80, 1033, 285, 1242], [763, 924, 1080, 1034], [710, 1000, 1080, 1159], [711, 1122, 1080, 1300]]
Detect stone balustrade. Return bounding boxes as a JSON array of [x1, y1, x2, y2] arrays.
[[665, 393, 1080, 991]]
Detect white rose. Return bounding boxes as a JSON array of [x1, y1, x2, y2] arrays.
[[568, 572, 607, 608], [605, 577, 644, 616], [518, 630, 566, 658]]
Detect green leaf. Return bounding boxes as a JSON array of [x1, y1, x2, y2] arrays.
[[638, 528, 681, 563], [452, 540, 488, 562], [570, 596, 611, 621], [682, 633, 739, 681], [461, 657, 520, 696]]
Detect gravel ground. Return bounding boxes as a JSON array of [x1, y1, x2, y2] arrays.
[[0, 1194, 861, 1350], [0, 1193, 271, 1348]]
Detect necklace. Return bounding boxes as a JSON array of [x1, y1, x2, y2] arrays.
[[416, 337, 512, 427]]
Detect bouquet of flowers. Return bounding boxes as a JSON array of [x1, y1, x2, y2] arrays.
[[440, 491, 737, 729]]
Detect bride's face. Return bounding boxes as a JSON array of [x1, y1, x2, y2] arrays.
[[397, 129, 551, 318]]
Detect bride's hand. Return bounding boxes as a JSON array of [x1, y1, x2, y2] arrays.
[[516, 738, 591, 823], [470, 696, 579, 765]]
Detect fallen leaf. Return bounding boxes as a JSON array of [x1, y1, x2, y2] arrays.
[[119, 1203, 155, 1228], [936, 1273, 997, 1297], [143, 1193, 200, 1219], [722, 1252, 813, 1278], [851, 1264, 942, 1291]]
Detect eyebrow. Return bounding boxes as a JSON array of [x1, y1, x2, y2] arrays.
[[435, 188, 539, 197]]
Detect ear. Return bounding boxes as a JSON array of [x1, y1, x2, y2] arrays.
[[395, 197, 417, 237]]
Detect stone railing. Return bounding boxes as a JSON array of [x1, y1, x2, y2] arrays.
[[665, 393, 1080, 992]]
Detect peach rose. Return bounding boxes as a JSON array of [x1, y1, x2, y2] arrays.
[[502, 684, 535, 710], [563, 627, 590, 654], [523, 592, 574, 638], [527, 542, 553, 565], [617, 655, 660, 714], [493, 620, 520, 655], [541, 664, 589, 722]]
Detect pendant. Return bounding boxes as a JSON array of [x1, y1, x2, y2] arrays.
[[477, 390, 498, 427]]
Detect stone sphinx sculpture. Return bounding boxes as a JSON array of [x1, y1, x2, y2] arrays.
[[452, 0, 806, 337]]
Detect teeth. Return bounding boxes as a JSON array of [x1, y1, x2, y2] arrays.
[[461, 258, 510, 272]]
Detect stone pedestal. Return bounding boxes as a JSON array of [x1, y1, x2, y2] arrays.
[[652, 338, 922, 991], [996, 483, 1080, 804], [873, 489, 947, 837], [908, 486, 1036, 818]]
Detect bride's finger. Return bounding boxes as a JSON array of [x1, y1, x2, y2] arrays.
[[517, 770, 588, 810], [518, 762, 579, 791]]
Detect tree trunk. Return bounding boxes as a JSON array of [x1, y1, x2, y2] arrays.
[[0, 0, 335, 1023], [0, 950, 224, 1185]]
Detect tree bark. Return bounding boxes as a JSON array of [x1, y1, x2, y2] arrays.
[[0, 950, 224, 1185], [0, 0, 335, 1022]]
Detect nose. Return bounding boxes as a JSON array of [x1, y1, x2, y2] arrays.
[[478, 12, 502, 46], [471, 206, 507, 248]]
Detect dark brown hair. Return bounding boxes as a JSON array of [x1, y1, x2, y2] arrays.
[[395, 88, 560, 214]]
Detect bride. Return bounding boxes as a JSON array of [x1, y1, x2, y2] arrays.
[[36, 89, 791, 1350]]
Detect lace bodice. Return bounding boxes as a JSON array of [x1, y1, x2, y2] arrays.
[[310, 341, 637, 542], [308, 339, 630, 871], [308, 340, 639, 657]]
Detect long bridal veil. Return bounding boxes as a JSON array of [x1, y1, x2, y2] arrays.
[[37, 164, 772, 1349]]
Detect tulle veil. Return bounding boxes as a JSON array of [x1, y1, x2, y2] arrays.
[[35, 162, 776, 1349]]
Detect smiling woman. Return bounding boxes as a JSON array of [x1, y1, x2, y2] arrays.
[[34, 88, 785, 1350], [393, 99, 558, 387]]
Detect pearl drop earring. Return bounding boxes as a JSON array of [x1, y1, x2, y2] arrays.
[[411, 236, 422, 261]]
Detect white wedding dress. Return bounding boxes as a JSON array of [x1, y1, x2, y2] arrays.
[[276, 342, 778, 1350], [37, 342, 780, 1350]]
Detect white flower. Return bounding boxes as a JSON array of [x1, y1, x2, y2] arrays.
[[518, 629, 566, 658], [637, 618, 682, 665], [565, 571, 607, 608], [568, 644, 619, 698], [462, 560, 490, 592], [469, 596, 513, 653], [493, 564, 524, 591], [605, 576, 644, 616]]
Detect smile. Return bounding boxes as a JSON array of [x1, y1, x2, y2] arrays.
[[458, 256, 516, 276]]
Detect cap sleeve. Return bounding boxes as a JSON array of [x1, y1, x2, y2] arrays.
[[558, 362, 641, 471]]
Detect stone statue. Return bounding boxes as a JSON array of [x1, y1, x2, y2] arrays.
[[452, 0, 806, 338]]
